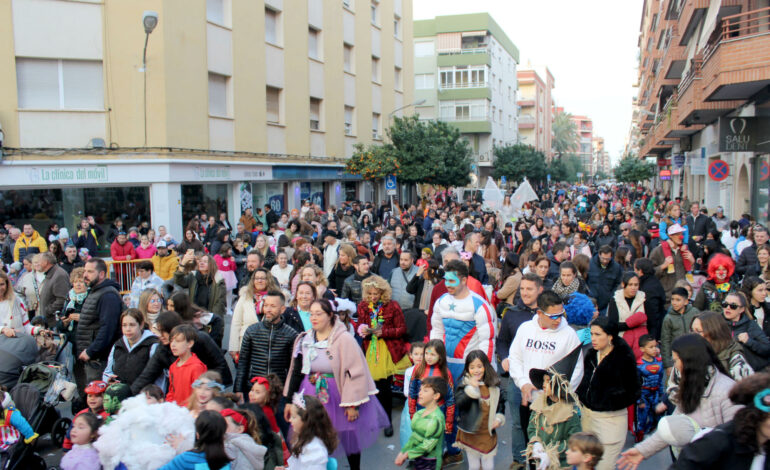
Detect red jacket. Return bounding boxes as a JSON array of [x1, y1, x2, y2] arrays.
[[110, 240, 137, 260], [167, 353, 207, 405], [355, 300, 408, 364]]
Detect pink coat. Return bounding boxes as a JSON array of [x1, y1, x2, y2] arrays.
[[135, 244, 157, 259]]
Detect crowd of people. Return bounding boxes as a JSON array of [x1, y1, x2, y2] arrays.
[[1, 185, 770, 470]]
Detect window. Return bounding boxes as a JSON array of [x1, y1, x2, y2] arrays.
[[438, 99, 487, 121], [491, 105, 496, 121], [208, 73, 229, 117], [16, 58, 104, 110], [206, 0, 227, 26], [265, 8, 279, 44], [414, 42, 434, 57], [394, 67, 402, 90], [499, 109, 502, 122], [498, 78, 502, 92], [308, 27, 321, 60], [342, 0, 352, 8], [415, 73, 434, 89], [372, 112, 381, 139], [394, 16, 400, 38], [438, 66, 486, 89], [266, 86, 281, 123], [344, 106, 354, 135], [343, 44, 354, 73], [370, 1, 378, 25], [310, 98, 321, 130], [455, 103, 470, 120], [508, 86, 512, 100], [371, 56, 380, 82]]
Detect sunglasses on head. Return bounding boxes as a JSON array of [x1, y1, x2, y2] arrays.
[[722, 302, 742, 310]]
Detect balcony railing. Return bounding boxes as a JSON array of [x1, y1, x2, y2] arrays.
[[440, 114, 489, 122], [438, 81, 487, 90], [437, 46, 488, 55], [679, 56, 702, 93], [703, 7, 770, 63]]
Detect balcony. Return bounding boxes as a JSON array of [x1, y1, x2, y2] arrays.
[[679, 0, 709, 46], [518, 97, 535, 107], [439, 80, 487, 90], [436, 46, 491, 67], [518, 115, 536, 129]]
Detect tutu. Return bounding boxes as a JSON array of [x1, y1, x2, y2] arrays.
[[366, 338, 412, 381], [221, 270, 238, 291], [299, 375, 388, 455], [399, 403, 412, 449]]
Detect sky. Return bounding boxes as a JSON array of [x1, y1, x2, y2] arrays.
[[413, 0, 644, 167]]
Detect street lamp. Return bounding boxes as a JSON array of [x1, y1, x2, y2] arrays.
[[141, 11, 158, 147], [388, 99, 427, 119]]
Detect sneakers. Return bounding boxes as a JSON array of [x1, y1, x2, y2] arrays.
[[442, 452, 464, 467], [384, 426, 394, 437]]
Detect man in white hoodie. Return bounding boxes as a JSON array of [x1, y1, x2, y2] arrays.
[[506, 290, 584, 441]]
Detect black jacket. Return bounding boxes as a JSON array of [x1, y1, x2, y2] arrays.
[[130, 330, 232, 394], [672, 421, 770, 470], [470, 253, 489, 284], [327, 264, 355, 293], [234, 317, 298, 393], [111, 333, 158, 387], [736, 243, 769, 277], [577, 339, 640, 412], [586, 256, 623, 311], [281, 308, 305, 335], [638, 273, 666, 340], [727, 313, 770, 370], [372, 252, 399, 279], [340, 272, 372, 306], [76, 279, 123, 360], [495, 300, 537, 363], [59, 258, 85, 275]]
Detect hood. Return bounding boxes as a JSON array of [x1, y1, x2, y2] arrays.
[[122, 329, 157, 349], [94, 278, 121, 292], [226, 432, 267, 458], [20, 230, 41, 242]]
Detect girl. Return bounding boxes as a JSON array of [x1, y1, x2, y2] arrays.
[[400, 342, 425, 449], [220, 408, 267, 470], [103, 308, 159, 388], [454, 351, 505, 470], [270, 252, 293, 297], [606, 272, 648, 359], [142, 384, 165, 404], [214, 243, 238, 313], [248, 375, 282, 435], [188, 371, 226, 418], [161, 410, 232, 470], [281, 394, 338, 470], [60, 412, 102, 470], [742, 276, 770, 337], [255, 235, 276, 270]]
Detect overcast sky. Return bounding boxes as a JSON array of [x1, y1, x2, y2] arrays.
[[413, 0, 644, 166]]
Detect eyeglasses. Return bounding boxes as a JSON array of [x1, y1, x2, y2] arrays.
[[540, 309, 566, 320], [149, 298, 162, 303], [722, 302, 742, 310]]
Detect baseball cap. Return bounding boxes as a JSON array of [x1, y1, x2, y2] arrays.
[[667, 223, 686, 236], [157, 240, 167, 248]]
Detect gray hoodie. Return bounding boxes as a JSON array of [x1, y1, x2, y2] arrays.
[[225, 432, 267, 470]]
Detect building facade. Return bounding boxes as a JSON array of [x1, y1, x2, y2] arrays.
[[517, 67, 555, 159], [413, 13, 519, 181], [0, 0, 412, 243], [571, 114, 594, 174], [634, 0, 770, 223], [593, 136, 612, 176]]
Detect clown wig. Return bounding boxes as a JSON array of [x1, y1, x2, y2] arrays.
[[706, 253, 734, 282]]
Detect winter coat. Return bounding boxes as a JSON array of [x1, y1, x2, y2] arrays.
[[495, 300, 537, 363], [638, 273, 666, 340], [110, 240, 136, 260], [748, 301, 770, 339], [225, 432, 266, 470], [234, 317, 298, 393], [454, 378, 505, 435], [577, 338, 640, 412], [175, 238, 204, 254], [649, 242, 688, 301], [594, 233, 617, 251], [339, 272, 372, 306], [673, 421, 770, 470], [76, 279, 123, 360], [635, 370, 741, 458], [13, 230, 48, 262], [327, 263, 354, 294], [38, 263, 70, 326], [372, 251, 399, 279], [152, 250, 179, 280], [74, 224, 103, 256], [726, 313, 770, 370], [229, 287, 261, 353], [606, 290, 648, 359], [104, 329, 158, 386], [173, 270, 227, 318], [736, 243, 768, 277], [693, 280, 731, 313], [717, 340, 754, 381], [496, 271, 522, 305], [355, 300, 408, 364], [586, 255, 622, 310], [660, 305, 700, 368]]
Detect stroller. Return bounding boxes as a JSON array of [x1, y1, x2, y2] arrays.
[[3, 361, 76, 470]]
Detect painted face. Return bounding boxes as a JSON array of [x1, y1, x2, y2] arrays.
[[423, 347, 440, 366], [444, 271, 460, 288]]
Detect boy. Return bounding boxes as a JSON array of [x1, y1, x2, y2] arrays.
[[566, 431, 604, 470], [63, 380, 109, 450], [396, 376, 447, 470], [166, 324, 207, 405], [635, 335, 665, 441], [660, 287, 699, 375]]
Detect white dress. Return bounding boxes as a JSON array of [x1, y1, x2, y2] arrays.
[[287, 436, 328, 470]]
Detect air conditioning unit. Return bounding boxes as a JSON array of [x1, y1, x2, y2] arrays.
[[89, 138, 106, 149]]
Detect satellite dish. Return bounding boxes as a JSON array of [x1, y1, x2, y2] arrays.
[[469, 173, 478, 187]]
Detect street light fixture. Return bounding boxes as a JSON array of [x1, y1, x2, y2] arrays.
[[388, 99, 427, 119], [141, 11, 158, 147]]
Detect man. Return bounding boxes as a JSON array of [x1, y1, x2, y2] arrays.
[[484, 219, 504, 251], [712, 206, 729, 231], [389, 251, 418, 310], [151, 240, 179, 280], [635, 258, 666, 340], [547, 242, 570, 282], [237, 250, 265, 290], [60, 243, 84, 274], [498, 273, 543, 468], [0, 229, 10, 265], [507, 290, 584, 447], [463, 232, 489, 284], [218, 212, 232, 233], [37, 252, 71, 327], [438, 211, 454, 232], [428, 231, 447, 261], [264, 204, 279, 230], [372, 235, 399, 279], [341, 255, 372, 307], [587, 245, 623, 313], [110, 231, 136, 261], [74, 216, 104, 257], [736, 225, 769, 278], [543, 225, 562, 253], [239, 208, 257, 233], [649, 223, 695, 301], [129, 260, 164, 307], [686, 202, 714, 248], [321, 230, 340, 278], [13, 223, 48, 262], [75, 258, 123, 395]]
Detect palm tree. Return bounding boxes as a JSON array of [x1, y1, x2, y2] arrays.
[[552, 111, 579, 159]]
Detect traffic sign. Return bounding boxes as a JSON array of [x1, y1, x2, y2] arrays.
[[501, 175, 507, 185], [547, 174, 551, 182], [708, 160, 730, 182], [385, 174, 397, 195], [761, 162, 770, 181]]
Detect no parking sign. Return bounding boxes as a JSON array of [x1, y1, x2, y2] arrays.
[[708, 160, 730, 182]]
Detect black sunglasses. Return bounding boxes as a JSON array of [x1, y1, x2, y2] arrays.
[[722, 302, 742, 310]]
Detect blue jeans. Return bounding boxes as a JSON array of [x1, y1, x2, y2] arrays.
[[507, 378, 526, 463]]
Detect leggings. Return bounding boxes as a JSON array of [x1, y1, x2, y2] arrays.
[[374, 377, 393, 425], [347, 452, 361, 470], [467, 454, 495, 470]]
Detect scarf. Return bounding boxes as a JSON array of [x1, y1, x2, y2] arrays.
[[300, 333, 330, 375], [65, 288, 88, 312], [551, 277, 580, 300], [661, 240, 692, 272]]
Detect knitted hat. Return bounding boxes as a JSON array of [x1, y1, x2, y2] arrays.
[[58, 227, 70, 239]]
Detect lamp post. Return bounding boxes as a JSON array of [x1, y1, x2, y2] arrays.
[[141, 11, 159, 147], [388, 99, 427, 119]]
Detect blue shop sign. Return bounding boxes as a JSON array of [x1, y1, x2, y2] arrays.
[[272, 166, 360, 181]]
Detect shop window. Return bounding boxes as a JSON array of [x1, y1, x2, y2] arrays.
[[182, 184, 228, 226]]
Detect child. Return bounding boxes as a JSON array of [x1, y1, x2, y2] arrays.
[[240, 404, 289, 470], [188, 371, 225, 418], [60, 412, 102, 470], [396, 376, 447, 469], [141, 384, 165, 404], [220, 408, 267, 470], [634, 335, 665, 442], [248, 375, 282, 435], [0, 391, 38, 464], [160, 410, 231, 470], [166, 324, 208, 405], [660, 287, 699, 376], [63, 380, 109, 450], [400, 342, 425, 449], [454, 351, 505, 470], [281, 393, 338, 470], [565, 432, 604, 470]]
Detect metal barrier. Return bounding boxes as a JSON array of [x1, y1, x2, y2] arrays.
[[105, 259, 144, 295]]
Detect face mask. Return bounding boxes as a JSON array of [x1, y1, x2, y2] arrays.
[[444, 271, 460, 288]]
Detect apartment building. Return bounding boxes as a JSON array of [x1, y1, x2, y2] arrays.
[[517, 67, 555, 159], [0, 0, 412, 240], [593, 136, 612, 175], [413, 13, 519, 181], [635, 0, 770, 222], [571, 115, 594, 175]]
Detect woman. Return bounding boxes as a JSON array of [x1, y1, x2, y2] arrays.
[[228, 268, 279, 356], [756, 245, 770, 281], [743, 276, 770, 337], [135, 234, 157, 260], [496, 253, 522, 307], [499, 194, 515, 222], [513, 221, 531, 255], [284, 299, 389, 470], [15, 255, 43, 318], [327, 244, 356, 294], [694, 254, 734, 313], [480, 230, 501, 271], [106, 218, 124, 245], [232, 238, 249, 287], [0, 270, 33, 336], [299, 265, 334, 301], [103, 308, 159, 388], [691, 312, 754, 380], [577, 316, 640, 470], [254, 234, 276, 270], [138, 288, 163, 330], [518, 238, 543, 271], [270, 251, 293, 295], [355, 275, 409, 437], [533, 256, 553, 290], [448, 230, 464, 252], [722, 291, 770, 371], [594, 223, 617, 251], [529, 217, 546, 239], [173, 252, 227, 322], [659, 202, 689, 243], [289, 250, 312, 297], [607, 272, 647, 359], [618, 334, 741, 470], [49, 239, 64, 263], [572, 253, 591, 282], [284, 281, 317, 333], [58, 267, 88, 350], [406, 258, 441, 317], [551, 261, 590, 301], [672, 372, 770, 469], [176, 227, 204, 254], [170, 291, 225, 348], [615, 246, 633, 273]]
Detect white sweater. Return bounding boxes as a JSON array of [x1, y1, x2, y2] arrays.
[[508, 316, 584, 390]]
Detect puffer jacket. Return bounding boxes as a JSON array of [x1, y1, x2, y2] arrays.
[[660, 304, 700, 368], [726, 313, 770, 371], [635, 370, 741, 458], [234, 317, 298, 393], [76, 279, 123, 360], [13, 230, 48, 262]]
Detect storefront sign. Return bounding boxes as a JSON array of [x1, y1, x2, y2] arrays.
[[659, 170, 671, 180], [718, 117, 770, 152], [195, 167, 230, 179], [688, 147, 707, 176], [29, 165, 109, 184], [673, 154, 685, 169]]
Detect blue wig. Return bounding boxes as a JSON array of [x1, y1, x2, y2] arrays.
[[564, 292, 595, 327]]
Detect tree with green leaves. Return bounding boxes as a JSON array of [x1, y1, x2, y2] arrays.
[[344, 143, 400, 180], [492, 143, 547, 183], [552, 111, 579, 159], [613, 155, 656, 183]]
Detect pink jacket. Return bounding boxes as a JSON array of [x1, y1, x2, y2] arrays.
[[214, 254, 236, 272], [135, 245, 157, 259]]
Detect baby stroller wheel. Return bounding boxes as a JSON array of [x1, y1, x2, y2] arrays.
[[11, 452, 47, 470], [51, 417, 71, 447]]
